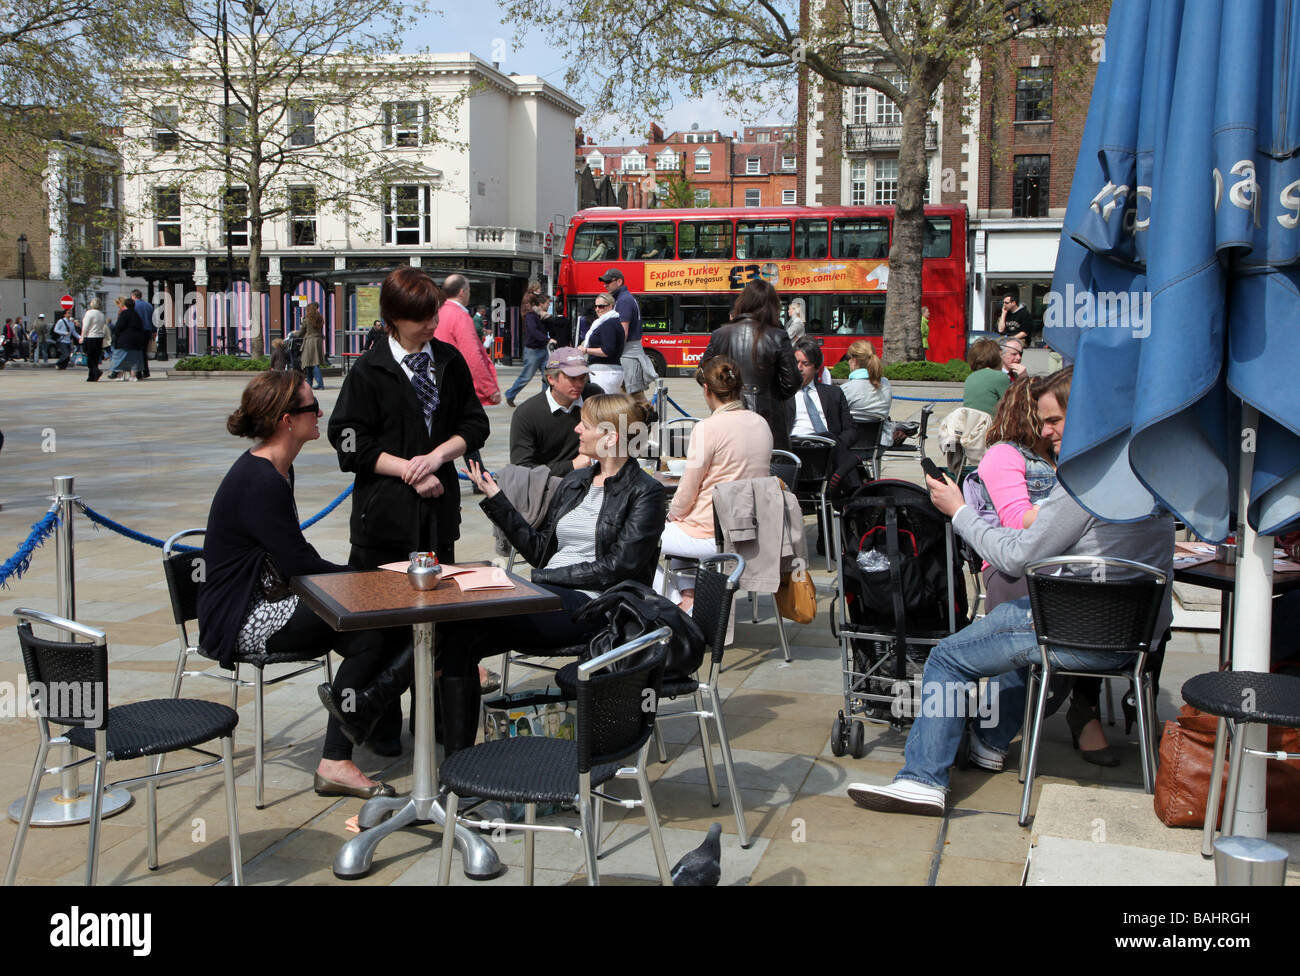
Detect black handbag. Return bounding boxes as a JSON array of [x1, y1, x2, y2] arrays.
[[573, 581, 705, 682]]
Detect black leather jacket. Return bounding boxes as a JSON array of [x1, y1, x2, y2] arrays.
[[701, 316, 800, 451], [480, 459, 665, 591]]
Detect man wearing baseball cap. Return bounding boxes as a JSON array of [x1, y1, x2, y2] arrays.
[[509, 346, 600, 477], [598, 268, 658, 414]]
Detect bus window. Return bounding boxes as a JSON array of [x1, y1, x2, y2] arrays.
[[831, 297, 886, 336], [623, 222, 675, 260], [678, 220, 732, 259], [573, 222, 620, 261], [680, 295, 734, 333], [793, 219, 828, 259], [736, 220, 791, 260], [921, 217, 951, 258], [832, 217, 889, 259], [639, 296, 671, 333]]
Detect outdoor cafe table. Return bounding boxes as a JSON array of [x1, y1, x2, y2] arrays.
[[291, 568, 560, 880], [1173, 559, 1300, 668]]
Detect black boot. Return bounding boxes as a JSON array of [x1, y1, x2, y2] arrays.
[[317, 643, 414, 748], [438, 675, 481, 757]]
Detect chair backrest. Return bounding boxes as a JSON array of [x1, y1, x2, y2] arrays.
[[692, 554, 744, 665], [575, 628, 669, 773], [790, 435, 836, 492], [14, 609, 108, 730], [1026, 557, 1167, 655], [162, 529, 206, 627], [769, 449, 801, 488], [850, 419, 883, 454]]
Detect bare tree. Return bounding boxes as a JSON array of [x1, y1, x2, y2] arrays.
[[120, 0, 460, 348], [502, 0, 1103, 361]]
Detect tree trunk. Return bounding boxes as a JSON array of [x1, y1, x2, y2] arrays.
[[882, 94, 930, 364]]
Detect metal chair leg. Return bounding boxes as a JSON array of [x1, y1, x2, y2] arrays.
[[254, 668, 266, 809], [500, 651, 513, 696], [524, 803, 536, 886], [820, 490, 833, 572], [774, 610, 792, 663], [1141, 674, 1159, 791], [653, 723, 669, 764], [324, 652, 335, 685], [578, 793, 600, 886], [1221, 720, 1248, 838], [146, 757, 161, 870], [750, 591, 758, 624], [1019, 665, 1053, 826], [229, 665, 240, 710], [707, 685, 750, 848], [4, 738, 50, 886], [1201, 716, 1230, 857], [1018, 667, 1040, 784], [1103, 677, 1115, 726], [168, 646, 188, 699], [437, 792, 460, 885], [695, 688, 720, 806], [222, 736, 243, 885], [86, 756, 106, 887], [635, 744, 673, 886]]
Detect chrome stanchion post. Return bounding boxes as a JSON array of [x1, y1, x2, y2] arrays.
[[7, 476, 134, 827], [654, 376, 666, 468]]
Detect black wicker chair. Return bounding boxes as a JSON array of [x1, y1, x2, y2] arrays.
[[790, 434, 838, 571], [769, 449, 801, 490], [850, 419, 884, 481], [1182, 670, 1300, 857], [163, 528, 333, 808], [4, 609, 242, 886], [437, 627, 673, 886], [1018, 557, 1168, 826]]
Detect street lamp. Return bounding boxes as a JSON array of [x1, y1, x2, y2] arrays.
[[17, 233, 28, 324]]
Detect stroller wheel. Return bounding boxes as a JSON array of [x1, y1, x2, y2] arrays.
[[849, 720, 866, 759], [830, 712, 847, 757]]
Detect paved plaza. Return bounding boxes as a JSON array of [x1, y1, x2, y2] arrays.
[[0, 365, 1284, 886]]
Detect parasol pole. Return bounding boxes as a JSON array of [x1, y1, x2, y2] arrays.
[[1230, 404, 1273, 838]]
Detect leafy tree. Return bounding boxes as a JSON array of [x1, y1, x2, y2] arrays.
[[120, 0, 456, 348], [502, 0, 1103, 360], [661, 174, 700, 209]]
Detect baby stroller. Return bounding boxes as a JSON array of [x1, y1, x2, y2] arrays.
[[829, 478, 969, 758], [283, 332, 304, 372]]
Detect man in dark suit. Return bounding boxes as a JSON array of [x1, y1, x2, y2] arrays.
[[789, 338, 854, 451]]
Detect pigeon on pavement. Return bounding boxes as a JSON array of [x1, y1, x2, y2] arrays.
[[670, 822, 722, 886]]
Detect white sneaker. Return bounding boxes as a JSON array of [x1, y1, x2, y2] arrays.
[[967, 732, 1005, 772], [847, 780, 946, 816]]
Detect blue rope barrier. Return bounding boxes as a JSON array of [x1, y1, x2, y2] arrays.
[[0, 509, 60, 589], [894, 395, 961, 402], [76, 484, 355, 550]]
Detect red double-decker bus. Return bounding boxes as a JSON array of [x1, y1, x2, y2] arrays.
[[556, 204, 967, 374]]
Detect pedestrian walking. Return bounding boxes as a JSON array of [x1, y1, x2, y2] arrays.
[[81, 299, 108, 381], [53, 309, 80, 369], [294, 301, 327, 389], [131, 289, 155, 378]]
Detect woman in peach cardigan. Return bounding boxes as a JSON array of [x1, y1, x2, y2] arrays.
[[658, 355, 773, 611]]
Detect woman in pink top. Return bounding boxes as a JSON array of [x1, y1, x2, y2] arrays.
[[659, 356, 773, 610]]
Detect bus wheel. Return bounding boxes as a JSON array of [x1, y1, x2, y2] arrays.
[[646, 348, 667, 378]]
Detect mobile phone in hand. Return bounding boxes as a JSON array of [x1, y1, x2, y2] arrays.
[[920, 456, 946, 483]]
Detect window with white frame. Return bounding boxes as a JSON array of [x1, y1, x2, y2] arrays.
[[746, 156, 761, 175], [744, 188, 761, 207], [684, 132, 716, 143], [151, 106, 179, 151], [755, 131, 770, 143], [223, 104, 247, 146], [586, 150, 604, 170], [154, 187, 181, 246], [624, 151, 646, 171], [383, 184, 431, 244], [289, 187, 317, 246], [99, 171, 115, 209], [782, 188, 796, 205], [876, 74, 905, 126], [874, 158, 899, 205], [384, 101, 427, 147], [694, 188, 711, 207], [851, 87, 870, 125], [68, 168, 84, 204], [852, 0, 876, 30], [849, 160, 868, 206], [100, 230, 116, 272], [224, 186, 249, 247], [782, 154, 797, 172], [290, 103, 316, 147], [694, 149, 711, 173], [655, 148, 680, 170]]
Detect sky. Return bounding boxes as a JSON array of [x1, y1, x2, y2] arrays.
[[409, 4, 795, 144]]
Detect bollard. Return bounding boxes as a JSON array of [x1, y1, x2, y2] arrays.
[[1213, 836, 1289, 886], [6, 476, 133, 827]]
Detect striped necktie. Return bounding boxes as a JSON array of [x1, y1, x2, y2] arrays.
[[402, 351, 439, 427]]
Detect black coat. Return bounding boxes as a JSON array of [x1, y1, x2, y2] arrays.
[[480, 459, 665, 591], [788, 382, 856, 452], [327, 336, 489, 562], [701, 316, 800, 451], [113, 307, 146, 351]]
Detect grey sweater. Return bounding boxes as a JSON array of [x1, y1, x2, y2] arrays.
[[953, 481, 1175, 635]]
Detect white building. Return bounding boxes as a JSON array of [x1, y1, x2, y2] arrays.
[[119, 50, 582, 358]]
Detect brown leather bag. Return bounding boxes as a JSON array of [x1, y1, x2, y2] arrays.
[[1153, 704, 1300, 829], [775, 569, 817, 624]]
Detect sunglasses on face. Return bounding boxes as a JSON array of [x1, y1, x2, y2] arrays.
[[286, 399, 320, 415]]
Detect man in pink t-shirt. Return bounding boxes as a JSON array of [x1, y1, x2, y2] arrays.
[[436, 274, 501, 405]]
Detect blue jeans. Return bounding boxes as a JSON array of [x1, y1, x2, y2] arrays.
[[505, 346, 548, 400], [895, 598, 1135, 791], [305, 365, 324, 388]]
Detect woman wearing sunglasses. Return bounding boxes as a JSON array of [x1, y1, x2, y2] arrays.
[[579, 292, 626, 394], [198, 370, 410, 799]]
